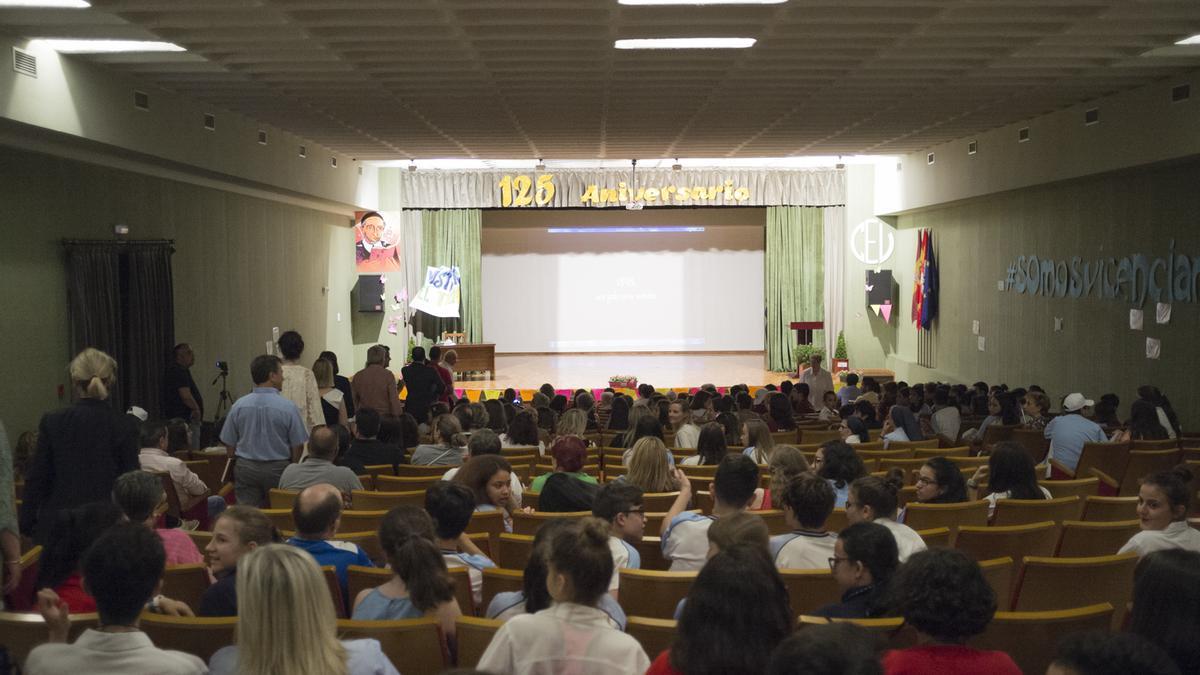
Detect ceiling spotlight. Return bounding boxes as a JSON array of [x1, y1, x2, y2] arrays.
[[615, 37, 756, 50], [672, 158, 682, 171], [407, 160, 417, 173], [1175, 34, 1200, 45], [31, 39, 184, 53], [0, 1, 90, 6], [535, 158, 546, 171]]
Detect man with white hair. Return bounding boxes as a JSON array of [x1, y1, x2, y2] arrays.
[[800, 354, 834, 406]]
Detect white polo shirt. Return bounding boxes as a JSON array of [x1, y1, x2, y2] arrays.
[[1119, 520, 1200, 557], [770, 530, 838, 569], [662, 512, 714, 572]]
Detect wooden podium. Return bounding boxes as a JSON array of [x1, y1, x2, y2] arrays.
[[790, 321, 824, 345]]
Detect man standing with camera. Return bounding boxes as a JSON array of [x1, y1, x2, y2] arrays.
[[163, 343, 203, 444]]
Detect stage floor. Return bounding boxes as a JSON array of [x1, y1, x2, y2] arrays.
[[458, 352, 788, 390]]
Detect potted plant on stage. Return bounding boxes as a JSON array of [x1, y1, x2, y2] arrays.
[[832, 331, 849, 375], [792, 344, 826, 376]]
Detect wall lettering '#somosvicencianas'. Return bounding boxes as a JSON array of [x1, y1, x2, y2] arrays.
[[1001, 240, 1200, 306]]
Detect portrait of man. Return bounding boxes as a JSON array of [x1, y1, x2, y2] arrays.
[[355, 210, 402, 273]]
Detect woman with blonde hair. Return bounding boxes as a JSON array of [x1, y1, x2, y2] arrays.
[[556, 408, 589, 441], [312, 357, 348, 428], [625, 437, 681, 494], [208, 545, 400, 675], [741, 418, 776, 464], [19, 348, 139, 544], [761, 445, 810, 509]]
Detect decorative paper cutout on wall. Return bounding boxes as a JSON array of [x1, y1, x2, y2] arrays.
[[1156, 303, 1171, 324], [1146, 337, 1161, 360], [1129, 309, 1143, 331]]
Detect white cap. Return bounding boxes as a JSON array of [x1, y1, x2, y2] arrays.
[[126, 406, 149, 421], [1062, 393, 1093, 412]]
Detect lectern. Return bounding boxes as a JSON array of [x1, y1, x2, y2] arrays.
[[790, 321, 824, 346]]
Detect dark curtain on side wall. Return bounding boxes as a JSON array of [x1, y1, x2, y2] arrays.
[[64, 241, 175, 416]]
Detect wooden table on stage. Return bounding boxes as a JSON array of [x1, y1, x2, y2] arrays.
[[446, 343, 495, 376]]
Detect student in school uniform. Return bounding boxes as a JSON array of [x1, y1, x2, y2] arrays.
[[660, 454, 760, 572], [769, 473, 839, 569], [424, 480, 496, 612]]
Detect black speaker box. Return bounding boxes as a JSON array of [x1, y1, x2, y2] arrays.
[[357, 275, 385, 312]]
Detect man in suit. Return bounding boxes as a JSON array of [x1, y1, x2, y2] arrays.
[[400, 346, 445, 424]]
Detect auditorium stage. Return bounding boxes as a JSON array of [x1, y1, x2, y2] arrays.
[[456, 352, 787, 391]]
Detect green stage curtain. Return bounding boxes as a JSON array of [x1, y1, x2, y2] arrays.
[[414, 209, 483, 344], [766, 206, 824, 372]]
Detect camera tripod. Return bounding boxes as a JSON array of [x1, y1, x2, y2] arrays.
[[212, 367, 234, 419]]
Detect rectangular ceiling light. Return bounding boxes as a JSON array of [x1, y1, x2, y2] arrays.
[[0, 1, 90, 6], [620, 1, 784, 4], [1176, 34, 1200, 45], [549, 227, 705, 233], [615, 37, 756, 49], [31, 39, 184, 53]]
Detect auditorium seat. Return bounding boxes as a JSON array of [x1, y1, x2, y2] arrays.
[[618, 569, 696, 619], [1012, 553, 1138, 627], [636, 536, 671, 571], [185, 529, 212, 553], [991, 496, 1082, 526], [346, 565, 392, 614], [464, 510, 506, 553], [261, 508, 295, 532], [394, 464, 453, 478], [1053, 441, 1131, 487], [513, 510, 592, 536], [521, 491, 540, 510], [359, 464, 396, 480], [337, 531, 383, 566], [1094, 449, 1181, 496], [757, 509, 789, 535], [879, 458, 926, 481], [832, 617, 919, 649], [496, 533, 535, 570], [337, 618, 446, 672], [916, 526, 951, 548], [349, 489, 425, 511], [779, 568, 842, 615], [902, 500, 989, 542], [978, 557, 1015, 607], [160, 563, 211, 612], [0, 610, 98, 669], [824, 508, 849, 533], [882, 439, 941, 450], [954, 522, 1059, 576], [1038, 477, 1100, 500], [481, 567, 524, 613], [626, 617, 677, 659], [799, 429, 841, 445], [897, 485, 919, 508], [1081, 496, 1138, 521], [1130, 439, 1180, 450], [139, 613, 236, 663], [338, 510, 387, 534], [1055, 520, 1140, 558], [375, 474, 444, 491], [972, 603, 1113, 675], [500, 445, 540, 457], [322, 566, 347, 618], [456, 616, 504, 669], [914, 446, 970, 458], [268, 488, 298, 509], [1010, 429, 1050, 465], [945, 456, 989, 471], [641, 492, 683, 512]]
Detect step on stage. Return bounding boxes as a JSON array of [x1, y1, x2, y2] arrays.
[[455, 352, 787, 394]]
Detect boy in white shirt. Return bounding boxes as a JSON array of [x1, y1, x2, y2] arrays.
[[770, 473, 839, 569], [591, 482, 645, 599], [425, 480, 496, 612], [661, 454, 760, 571]]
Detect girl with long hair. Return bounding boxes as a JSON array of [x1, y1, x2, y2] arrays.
[[681, 422, 727, 466], [626, 437, 681, 493], [741, 418, 776, 464], [453, 454, 515, 532]]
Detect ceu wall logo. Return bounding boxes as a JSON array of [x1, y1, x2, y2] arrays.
[[851, 218, 895, 265]]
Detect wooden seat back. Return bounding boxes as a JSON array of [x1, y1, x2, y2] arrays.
[[1011, 429, 1050, 465], [979, 557, 1015, 607], [635, 536, 671, 571], [779, 568, 842, 616], [394, 464, 455, 478], [456, 616, 504, 668], [375, 474, 445, 491], [1055, 520, 1141, 558], [972, 604, 1113, 675], [349, 490, 425, 511], [626, 617, 678, 659], [160, 563, 211, 613], [902, 500, 989, 541], [0, 610, 98, 669], [916, 527, 951, 548], [481, 567, 524, 613], [1071, 441, 1131, 484], [618, 569, 696, 619], [261, 507, 295, 532], [464, 509, 506, 553], [914, 446, 971, 458], [991, 496, 1082, 526], [512, 510, 592, 536], [346, 565, 392, 614], [338, 510, 387, 534], [268, 488, 298, 509], [1113, 449, 1182, 496], [1013, 553, 1138, 627], [336, 618, 446, 673], [139, 613, 236, 663], [955, 522, 1060, 578], [1038, 478, 1099, 500], [496, 533, 535, 570], [1081, 496, 1138, 521]]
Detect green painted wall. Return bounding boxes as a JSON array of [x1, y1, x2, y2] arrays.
[[0, 146, 357, 438], [873, 157, 1200, 426]]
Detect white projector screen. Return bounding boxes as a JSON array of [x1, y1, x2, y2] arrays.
[[482, 209, 764, 353]]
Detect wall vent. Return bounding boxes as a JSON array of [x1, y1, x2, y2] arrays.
[[967, 140, 978, 155], [330, 157, 338, 168], [1084, 108, 1099, 126], [257, 130, 267, 145], [12, 47, 36, 78], [1018, 127, 1030, 143], [1172, 84, 1191, 103], [203, 113, 216, 131], [926, 152, 935, 165], [134, 90, 149, 110], [298, 145, 307, 158]]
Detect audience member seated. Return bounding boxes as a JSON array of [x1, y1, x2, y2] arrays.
[[898, 457, 968, 523], [279, 426, 363, 495], [531, 435, 597, 493], [209, 545, 399, 675], [112, 470, 204, 565], [966, 442, 1050, 519], [487, 518, 626, 631], [840, 416, 870, 445], [1111, 398, 1174, 443], [928, 387, 961, 443], [814, 441, 866, 508], [847, 475, 926, 562], [1137, 385, 1181, 439], [199, 505, 281, 617], [425, 481, 496, 610], [500, 409, 545, 456], [352, 505, 461, 643], [883, 405, 924, 443], [624, 437, 681, 494], [453, 454, 515, 532], [1128, 549, 1200, 674], [444, 428, 524, 508], [761, 445, 809, 510], [882, 548, 1020, 674], [771, 473, 838, 569], [1021, 391, 1051, 430], [478, 518, 650, 673], [591, 482, 644, 600], [607, 395, 631, 432], [856, 399, 882, 430], [409, 414, 466, 466], [340, 408, 405, 475], [35, 501, 124, 612], [767, 392, 799, 431], [1092, 393, 1121, 430], [791, 383, 816, 416], [1119, 466, 1200, 556], [555, 408, 590, 444], [1050, 631, 1181, 675], [741, 418, 776, 464], [137, 419, 224, 521], [961, 392, 1019, 444], [767, 623, 884, 675], [814, 521, 898, 619], [1044, 392, 1108, 476], [680, 422, 727, 467], [285, 483, 373, 600], [646, 544, 792, 675], [817, 390, 841, 423], [668, 400, 701, 449], [662, 455, 759, 571], [26, 524, 207, 675], [612, 408, 662, 450]]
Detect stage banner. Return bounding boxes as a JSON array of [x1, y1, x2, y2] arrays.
[[387, 167, 844, 209], [411, 265, 462, 318]]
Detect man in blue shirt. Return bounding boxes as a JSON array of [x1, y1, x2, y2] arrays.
[[1044, 392, 1109, 476], [220, 355, 309, 507], [286, 483, 372, 608]]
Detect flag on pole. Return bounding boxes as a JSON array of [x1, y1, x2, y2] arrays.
[[920, 231, 938, 330], [911, 230, 927, 325]]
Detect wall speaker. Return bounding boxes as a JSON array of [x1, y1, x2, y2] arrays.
[[357, 275, 384, 313]]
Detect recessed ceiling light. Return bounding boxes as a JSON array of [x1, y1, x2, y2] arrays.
[[615, 37, 756, 49], [1176, 34, 1200, 45], [619, 0, 784, 4], [0, 1, 90, 7], [31, 39, 184, 53]]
